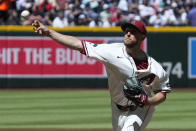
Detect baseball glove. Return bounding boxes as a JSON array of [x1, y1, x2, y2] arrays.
[[123, 76, 148, 107]]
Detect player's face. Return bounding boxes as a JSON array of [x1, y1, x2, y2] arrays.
[[123, 27, 142, 48]]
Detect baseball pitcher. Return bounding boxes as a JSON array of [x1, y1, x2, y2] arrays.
[[32, 19, 171, 131]]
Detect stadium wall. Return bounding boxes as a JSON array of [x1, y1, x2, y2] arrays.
[[0, 26, 196, 88]]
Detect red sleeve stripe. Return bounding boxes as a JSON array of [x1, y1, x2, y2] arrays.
[[161, 92, 166, 98], [80, 40, 86, 55]]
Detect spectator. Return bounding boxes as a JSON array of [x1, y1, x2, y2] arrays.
[[179, 7, 187, 25], [117, 0, 128, 12], [73, 0, 81, 9], [55, 0, 68, 10], [148, 11, 162, 27], [72, 6, 81, 25], [0, 0, 13, 25], [89, 0, 99, 9], [16, 0, 24, 11], [21, 0, 34, 11], [36, 0, 56, 7], [1, 0, 196, 27], [161, 4, 178, 26], [43, 12, 53, 25], [37, 0, 53, 17], [88, 13, 102, 27], [78, 14, 88, 25], [100, 4, 112, 27], [109, 2, 120, 26], [138, 0, 155, 25], [52, 10, 68, 27], [187, 3, 196, 26], [65, 6, 75, 26], [7, 9, 20, 25], [127, 4, 141, 22]]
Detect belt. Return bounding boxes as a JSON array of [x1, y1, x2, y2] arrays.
[[116, 104, 137, 111]]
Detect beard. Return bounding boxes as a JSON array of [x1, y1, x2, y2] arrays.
[[124, 40, 137, 48]]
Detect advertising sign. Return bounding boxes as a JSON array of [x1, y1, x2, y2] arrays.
[[0, 37, 146, 78], [188, 38, 196, 78]]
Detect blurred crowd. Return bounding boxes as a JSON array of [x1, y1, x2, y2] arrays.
[[1, 0, 196, 27]]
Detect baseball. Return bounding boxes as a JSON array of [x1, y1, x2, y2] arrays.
[[21, 10, 30, 20]]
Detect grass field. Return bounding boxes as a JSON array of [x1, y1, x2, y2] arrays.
[[0, 89, 195, 130]]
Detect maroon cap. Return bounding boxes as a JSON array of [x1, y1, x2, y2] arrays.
[[121, 20, 147, 35]]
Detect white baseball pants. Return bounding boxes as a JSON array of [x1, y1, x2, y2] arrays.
[[111, 101, 155, 131]]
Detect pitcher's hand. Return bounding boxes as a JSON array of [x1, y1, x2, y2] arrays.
[[32, 20, 50, 36]]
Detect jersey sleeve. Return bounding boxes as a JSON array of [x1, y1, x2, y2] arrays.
[[150, 58, 171, 94], [158, 72, 171, 93], [153, 68, 171, 94], [80, 40, 109, 63]]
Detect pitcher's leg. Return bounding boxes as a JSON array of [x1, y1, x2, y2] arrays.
[[139, 107, 155, 131], [111, 101, 129, 131], [121, 115, 142, 131]]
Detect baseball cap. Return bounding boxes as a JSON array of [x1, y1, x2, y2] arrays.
[[121, 20, 147, 35]]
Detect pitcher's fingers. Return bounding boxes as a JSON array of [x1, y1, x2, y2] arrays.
[[38, 29, 42, 35], [33, 27, 38, 33], [35, 27, 42, 31], [32, 20, 36, 26], [34, 19, 39, 23], [34, 27, 42, 34], [32, 20, 40, 27]]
